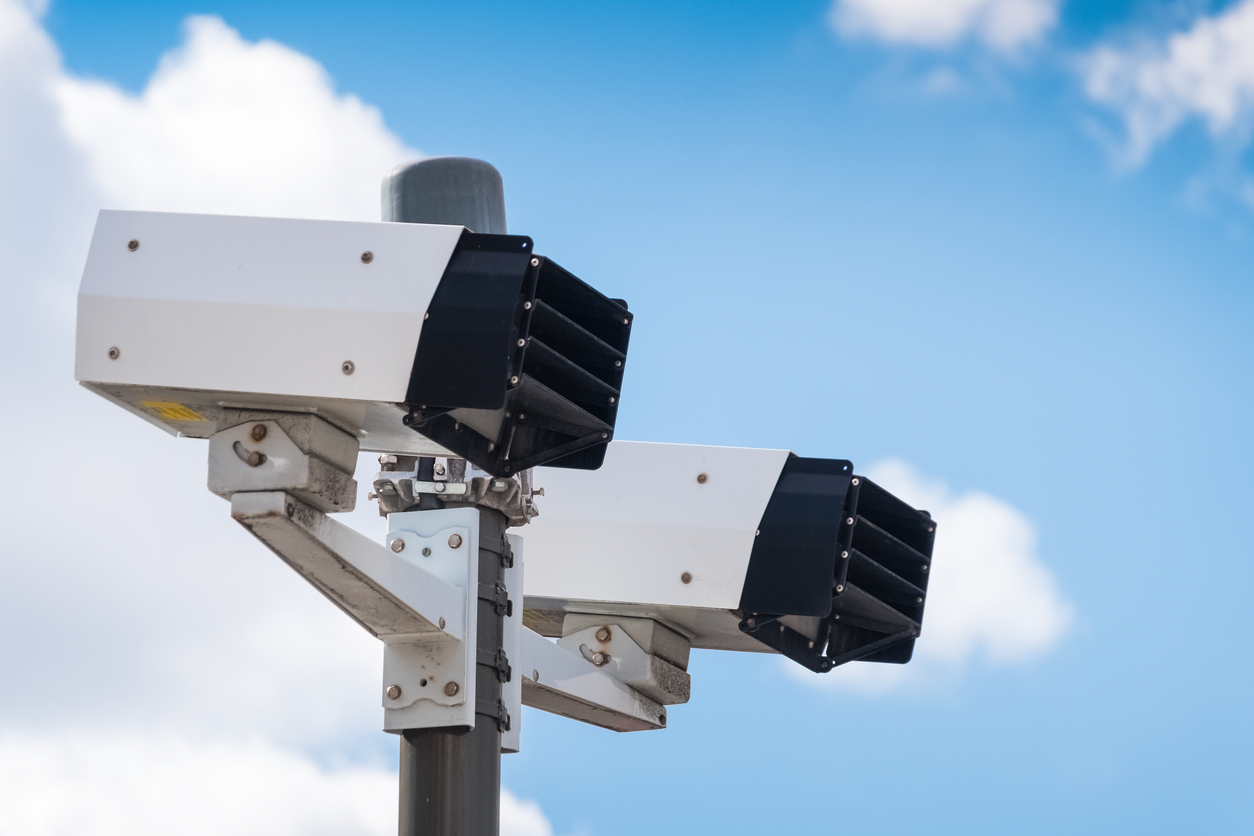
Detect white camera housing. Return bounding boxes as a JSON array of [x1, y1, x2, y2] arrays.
[[76, 210, 633, 476]]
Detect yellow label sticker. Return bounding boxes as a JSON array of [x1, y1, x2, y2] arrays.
[[140, 401, 208, 422]]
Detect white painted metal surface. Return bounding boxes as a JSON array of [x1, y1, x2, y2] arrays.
[[232, 494, 470, 643], [74, 210, 464, 453], [518, 627, 665, 732], [522, 441, 789, 650], [381, 509, 481, 732]]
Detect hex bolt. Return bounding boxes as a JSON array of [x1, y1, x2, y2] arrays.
[[386, 684, 401, 700], [591, 652, 607, 666], [127, 239, 139, 251], [361, 251, 373, 264], [250, 424, 267, 442], [434, 463, 446, 476], [530, 257, 540, 267], [341, 360, 355, 375], [681, 572, 693, 584], [390, 538, 405, 553], [421, 547, 432, 557], [595, 627, 611, 643], [246, 451, 266, 467], [448, 534, 463, 549], [107, 347, 120, 360], [434, 482, 445, 493], [444, 681, 459, 697], [851, 477, 860, 486], [696, 473, 708, 484]]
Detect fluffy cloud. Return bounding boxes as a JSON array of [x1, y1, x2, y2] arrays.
[[1083, 0, 1254, 166], [792, 460, 1072, 694], [830, 0, 1058, 53], [54, 15, 415, 220], [0, 3, 554, 834], [0, 733, 553, 836]]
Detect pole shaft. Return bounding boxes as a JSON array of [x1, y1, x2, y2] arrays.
[[384, 157, 508, 836]]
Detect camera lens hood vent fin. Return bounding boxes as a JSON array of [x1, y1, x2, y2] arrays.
[[739, 462, 936, 673], [405, 230, 631, 476]]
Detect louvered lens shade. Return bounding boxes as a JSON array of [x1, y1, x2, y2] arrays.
[[404, 231, 631, 476], [738, 456, 936, 673]]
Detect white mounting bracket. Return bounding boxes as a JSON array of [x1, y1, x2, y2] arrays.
[[211, 414, 673, 742]]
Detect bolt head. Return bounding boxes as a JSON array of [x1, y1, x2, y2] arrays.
[[107, 346, 120, 360], [510, 375, 519, 385], [517, 338, 526, 347], [591, 652, 606, 666], [438, 616, 445, 629], [250, 424, 267, 442], [523, 301, 532, 310], [285, 503, 295, 517], [341, 360, 355, 375], [444, 681, 459, 697], [246, 451, 265, 467], [595, 627, 611, 643], [696, 473, 708, 484], [530, 257, 540, 267], [836, 584, 845, 593], [361, 251, 373, 264], [434, 482, 445, 493], [851, 477, 860, 486], [532, 669, 539, 681], [846, 517, 855, 526], [386, 684, 401, 700], [434, 463, 446, 476], [421, 547, 432, 557], [390, 538, 405, 553], [127, 239, 139, 251], [841, 550, 849, 559], [448, 533, 463, 549], [681, 572, 692, 584]]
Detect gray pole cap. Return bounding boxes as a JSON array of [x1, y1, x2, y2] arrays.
[[381, 157, 507, 234]]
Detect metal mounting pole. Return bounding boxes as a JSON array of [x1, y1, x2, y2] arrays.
[[384, 157, 509, 836]]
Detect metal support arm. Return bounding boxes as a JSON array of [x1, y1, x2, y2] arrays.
[[518, 627, 666, 732]]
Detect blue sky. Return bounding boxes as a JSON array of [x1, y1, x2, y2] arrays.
[[1, 1, 1252, 834]]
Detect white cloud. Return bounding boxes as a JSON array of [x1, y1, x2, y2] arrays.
[[791, 460, 1072, 694], [830, 0, 1058, 53], [0, 733, 553, 836], [54, 15, 416, 220], [1082, 0, 1254, 166]]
